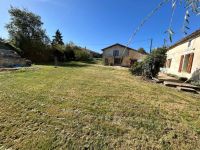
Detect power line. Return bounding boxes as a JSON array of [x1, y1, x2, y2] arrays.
[[150, 38, 153, 53], [169, 0, 177, 29], [121, 0, 169, 59], [75, 39, 151, 47], [127, 0, 169, 46]]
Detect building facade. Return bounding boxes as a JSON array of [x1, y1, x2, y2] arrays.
[[102, 43, 146, 67], [165, 29, 200, 79]]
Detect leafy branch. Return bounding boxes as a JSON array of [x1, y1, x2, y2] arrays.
[[166, 0, 199, 42]]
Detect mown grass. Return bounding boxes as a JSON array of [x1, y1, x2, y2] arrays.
[[0, 62, 200, 150]]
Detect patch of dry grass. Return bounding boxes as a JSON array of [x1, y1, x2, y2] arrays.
[[0, 62, 200, 149]]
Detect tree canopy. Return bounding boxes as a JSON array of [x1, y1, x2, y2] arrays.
[[6, 6, 49, 44], [5, 7, 51, 62]]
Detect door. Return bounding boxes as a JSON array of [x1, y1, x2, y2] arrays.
[[114, 58, 121, 65]]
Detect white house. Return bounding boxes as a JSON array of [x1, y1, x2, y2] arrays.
[[165, 29, 200, 79]]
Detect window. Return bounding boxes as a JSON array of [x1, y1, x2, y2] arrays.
[[182, 54, 190, 72], [178, 53, 194, 73], [187, 53, 194, 73], [113, 50, 119, 57], [178, 55, 184, 72]]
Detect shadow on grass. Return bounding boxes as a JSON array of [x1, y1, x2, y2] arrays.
[[79, 60, 97, 64], [36, 58, 102, 68], [59, 62, 91, 68], [36, 61, 94, 68]]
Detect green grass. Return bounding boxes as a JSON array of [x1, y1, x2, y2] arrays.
[[0, 62, 200, 150]]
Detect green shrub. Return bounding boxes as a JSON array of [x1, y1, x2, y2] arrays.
[[65, 45, 75, 60], [190, 69, 200, 86], [130, 62, 144, 76], [130, 47, 167, 78], [74, 50, 90, 61]]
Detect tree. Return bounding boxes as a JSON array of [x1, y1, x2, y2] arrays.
[[52, 30, 65, 64], [6, 6, 49, 44], [5, 7, 51, 62], [52, 44, 66, 63], [74, 50, 90, 61], [123, 0, 199, 49], [65, 44, 75, 60], [164, 0, 199, 42], [52, 30, 64, 45], [138, 48, 147, 54]]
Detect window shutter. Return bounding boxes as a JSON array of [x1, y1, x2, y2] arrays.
[[168, 59, 172, 68], [165, 60, 168, 68], [187, 53, 194, 73], [178, 55, 184, 72]]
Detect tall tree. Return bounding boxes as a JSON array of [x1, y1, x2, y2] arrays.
[[52, 30, 64, 45], [5, 7, 50, 62], [6, 6, 49, 44]]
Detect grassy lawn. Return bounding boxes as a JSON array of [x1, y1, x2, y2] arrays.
[[0, 62, 200, 150]]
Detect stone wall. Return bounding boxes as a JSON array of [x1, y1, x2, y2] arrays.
[[0, 49, 31, 68]]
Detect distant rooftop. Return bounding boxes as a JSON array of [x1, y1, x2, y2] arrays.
[[102, 43, 137, 51]]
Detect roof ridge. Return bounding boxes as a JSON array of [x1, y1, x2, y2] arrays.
[[102, 43, 137, 51], [168, 28, 200, 50]]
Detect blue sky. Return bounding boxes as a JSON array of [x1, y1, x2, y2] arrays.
[[0, 0, 199, 53]]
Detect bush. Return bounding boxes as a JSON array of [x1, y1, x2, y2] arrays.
[[130, 47, 167, 78], [65, 45, 75, 61], [74, 50, 90, 61], [19, 39, 53, 63], [130, 62, 144, 76], [190, 69, 200, 86]]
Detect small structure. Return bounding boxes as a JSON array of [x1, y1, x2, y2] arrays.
[[102, 43, 146, 67], [0, 42, 31, 68], [165, 29, 200, 79]]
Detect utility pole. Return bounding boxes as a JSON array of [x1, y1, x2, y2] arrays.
[[163, 39, 167, 48], [150, 38, 153, 53]]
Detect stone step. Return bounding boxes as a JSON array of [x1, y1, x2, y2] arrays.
[[176, 86, 198, 94], [164, 81, 200, 90]]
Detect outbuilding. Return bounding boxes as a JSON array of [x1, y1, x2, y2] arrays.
[[102, 43, 146, 67]]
